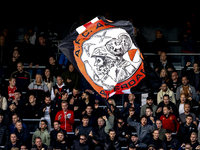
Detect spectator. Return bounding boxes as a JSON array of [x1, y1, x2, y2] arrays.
[[13, 121, 30, 147], [151, 30, 169, 55], [182, 62, 200, 103], [7, 48, 21, 77], [20, 145, 27, 150], [157, 83, 176, 104], [178, 114, 197, 144], [59, 53, 68, 66], [178, 143, 193, 150], [11, 62, 31, 92], [32, 120, 50, 146], [7, 77, 17, 101], [75, 115, 95, 141], [140, 96, 157, 117], [28, 28, 37, 45], [126, 107, 140, 133], [23, 94, 40, 132], [0, 35, 11, 65], [72, 134, 90, 150], [156, 94, 178, 118], [121, 93, 140, 116], [179, 103, 197, 125], [146, 107, 156, 125], [50, 120, 67, 143], [168, 71, 182, 93], [176, 76, 196, 101], [82, 105, 97, 127], [0, 113, 9, 146], [162, 129, 180, 150], [43, 68, 55, 92], [4, 133, 22, 150], [177, 94, 187, 115], [159, 68, 170, 83], [154, 52, 174, 74], [147, 129, 162, 149], [28, 74, 49, 104], [39, 95, 56, 132], [62, 64, 80, 91], [156, 119, 166, 141], [31, 137, 48, 150], [159, 105, 180, 133], [129, 133, 147, 149], [0, 89, 7, 111], [190, 132, 199, 150], [51, 76, 68, 100], [178, 21, 196, 66], [50, 131, 68, 150], [54, 100, 74, 132], [127, 114, 156, 142], [46, 56, 62, 77]]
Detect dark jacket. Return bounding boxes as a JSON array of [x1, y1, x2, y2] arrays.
[[4, 140, 22, 150], [104, 135, 121, 150], [72, 140, 90, 150], [32, 143, 48, 150], [51, 140, 68, 150], [162, 138, 180, 150], [13, 127, 30, 145], [0, 123, 9, 145], [50, 128, 67, 143], [154, 59, 175, 74]]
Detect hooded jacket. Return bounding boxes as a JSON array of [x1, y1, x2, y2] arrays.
[[32, 128, 50, 146]]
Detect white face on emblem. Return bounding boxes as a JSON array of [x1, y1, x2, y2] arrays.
[[81, 28, 142, 90]]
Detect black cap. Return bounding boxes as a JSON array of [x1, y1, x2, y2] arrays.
[[148, 144, 155, 148], [147, 96, 153, 100]]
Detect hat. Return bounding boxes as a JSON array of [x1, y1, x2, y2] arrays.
[[148, 144, 155, 148], [147, 96, 153, 100], [131, 133, 138, 137]]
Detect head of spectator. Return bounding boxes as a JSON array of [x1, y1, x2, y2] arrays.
[[0, 35, 5, 46], [146, 107, 153, 117], [186, 114, 193, 126], [29, 94, 36, 105], [140, 115, 148, 126], [12, 113, 20, 124], [35, 137, 43, 149], [108, 99, 116, 107], [171, 71, 178, 82], [129, 107, 135, 117], [161, 83, 168, 92], [40, 120, 48, 131], [180, 93, 186, 103], [53, 120, 61, 131], [49, 56, 56, 66], [130, 134, 138, 143], [15, 121, 23, 132], [117, 118, 125, 129], [160, 52, 167, 62], [109, 129, 116, 141], [0, 114, 3, 123], [182, 76, 189, 86], [128, 94, 135, 103], [56, 76, 63, 86], [82, 92, 90, 101], [9, 77, 16, 88], [165, 129, 172, 141], [97, 117, 105, 127], [35, 74, 42, 85], [11, 147, 19, 150], [156, 30, 163, 39], [10, 133, 17, 144], [44, 68, 53, 82], [146, 96, 154, 106], [160, 69, 168, 80], [152, 129, 159, 140], [17, 62, 24, 73], [193, 62, 200, 73], [190, 132, 198, 144], [14, 90, 21, 101], [163, 105, 170, 117], [39, 35, 46, 46], [13, 49, 20, 61], [163, 94, 170, 105], [184, 103, 191, 114], [148, 144, 156, 150], [156, 119, 162, 130], [44, 96, 51, 106], [61, 91, 68, 101], [72, 87, 80, 98], [9, 102, 17, 112], [61, 100, 68, 112], [79, 134, 87, 144], [128, 143, 136, 150], [85, 105, 93, 116], [69, 64, 74, 73], [57, 131, 65, 142], [20, 145, 27, 150], [23, 33, 30, 43], [82, 115, 89, 127]]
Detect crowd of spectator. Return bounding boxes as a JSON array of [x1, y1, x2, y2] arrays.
[[0, 17, 200, 150]]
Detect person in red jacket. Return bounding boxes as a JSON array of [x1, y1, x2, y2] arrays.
[[160, 105, 179, 133], [55, 100, 74, 132]]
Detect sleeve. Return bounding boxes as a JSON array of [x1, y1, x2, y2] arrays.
[[59, 53, 65, 65], [174, 116, 180, 132], [104, 116, 114, 134], [192, 86, 197, 100], [148, 123, 157, 132], [68, 111, 74, 125], [51, 88, 55, 100], [176, 87, 180, 100], [171, 91, 176, 104], [2, 97, 7, 110], [54, 112, 59, 121], [157, 91, 161, 104], [45, 133, 51, 146], [127, 116, 140, 128], [32, 132, 36, 145]]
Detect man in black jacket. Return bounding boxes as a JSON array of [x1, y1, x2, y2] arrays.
[[162, 129, 180, 150], [4, 133, 22, 150], [146, 129, 162, 149], [104, 129, 121, 150], [178, 114, 197, 144], [72, 134, 90, 150]]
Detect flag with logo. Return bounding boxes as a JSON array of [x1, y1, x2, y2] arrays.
[[59, 16, 161, 99]]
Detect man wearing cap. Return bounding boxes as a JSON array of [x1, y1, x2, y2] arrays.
[[140, 96, 157, 117], [129, 133, 147, 149]]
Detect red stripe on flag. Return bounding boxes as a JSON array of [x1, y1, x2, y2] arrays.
[[83, 22, 92, 28]]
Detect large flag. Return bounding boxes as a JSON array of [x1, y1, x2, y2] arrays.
[[59, 16, 161, 99]]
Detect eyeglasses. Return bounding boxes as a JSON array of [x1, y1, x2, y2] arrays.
[[118, 121, 123, 124], [80, 138, 85, 140]]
